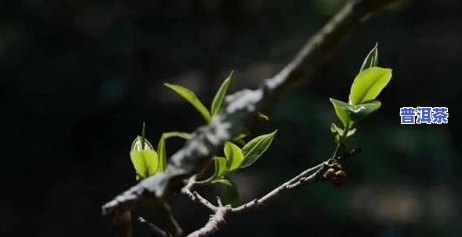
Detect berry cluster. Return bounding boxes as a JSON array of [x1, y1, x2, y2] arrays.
[[323, 162, 347, 186]]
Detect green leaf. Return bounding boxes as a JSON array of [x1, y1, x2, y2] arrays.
[[233, 133, 247, 146], [157, 132, 192, 172], [224, 142, 244, 171], [330, 123, 343, 135], [233, 133, 247, 141], [211, 177, 233, 186], [214, 156, 229, 177], [130, 136, 158, 180], [330, 98, 354, 128], [346, 128, 357, 137], [241, 130, 277, 168], [162, 132, 192, 140], [350, 100, 382, 121], [211, 177, 239, 204], [164, 83, 211, 122], [349, 67, 392, 105], [359, 43, 378, 72], [257, 112, 270, 121], [331, 122, 357, 141], [210, 71, 233, 118]]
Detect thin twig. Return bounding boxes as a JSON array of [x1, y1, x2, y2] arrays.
[[232, 163, 325, 212], [181, 176, 218, 211], [184, 161, 327, 237], [216, 197, 223, 207], [183, 143, 362, 236]]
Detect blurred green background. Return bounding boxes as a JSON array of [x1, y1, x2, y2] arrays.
[[1, 0, 461, 236]]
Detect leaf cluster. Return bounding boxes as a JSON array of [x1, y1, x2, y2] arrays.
[[330, 44, 392, 144], [129, 72, 276, 202]]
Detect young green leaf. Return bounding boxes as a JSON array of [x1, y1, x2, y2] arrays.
[[330, 122, 357, 142], [346, 128, 357, 137], [214, 156, 229, 177], [241, 130, 277, 168], [130, 136, 159, 180], [234, 133, 247, 140], [330, 98, 354, 128], [211, 177, 233, 186], [257, 112, 270, 121], [359, 43, 378, 72], [349, 67, 392, 105], [163, 132, 192, 140], [330, 123, 343, 135], [164, 83, 211, 122], [232, 133, 247, 146], [233, 133, 247, 141], [224, 142, 244, 171], [210, 71, 234, 118], [157, 132, 192, 172], [350, 100, 382, 121]]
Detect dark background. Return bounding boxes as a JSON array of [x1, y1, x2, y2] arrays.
[[1, 0, 461, 236]]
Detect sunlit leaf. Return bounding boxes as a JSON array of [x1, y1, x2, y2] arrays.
[[330, 123, 343, 135], [130, 136, 158, 180], [214, 156, 228, 177], [164, 83, 211, 122], [157, 132, 191, 172], [257, 113, 270, 121], [346, 128, 357, 137], [162, 132, 192, 140], [224, 142, 244, 171], [330, 98, 353, 128], [331, 122, 357, 140], [211, 71, 233, 118], [232, 133, 246, 146], [359, 43, 378, 72], [349, 67, 392, 105], [211, 177, 233, 186], [234, 133, 247, 141], [241, 130, 277, 168], [350, 100, 382, 121]]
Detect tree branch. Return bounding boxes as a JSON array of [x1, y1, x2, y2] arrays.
[[183, 143, 361, 237], [184, 160, 327, 237], [102, 0, 397, 233], [231, 163, 325, 212], [181, 176, 218, 211], [186, 206, 230, 237]]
